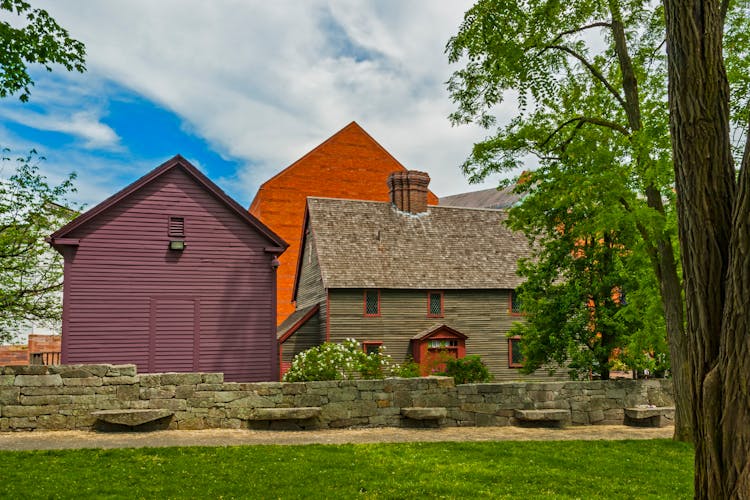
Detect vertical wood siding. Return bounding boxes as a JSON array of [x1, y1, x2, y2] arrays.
[[327, 289, 566, 381], [61, 167, 277, 381]]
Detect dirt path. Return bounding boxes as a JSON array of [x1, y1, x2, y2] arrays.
[[0, 425, 673, 451]]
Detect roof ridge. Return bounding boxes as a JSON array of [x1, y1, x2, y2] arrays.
[[50, 155, 288, 249]]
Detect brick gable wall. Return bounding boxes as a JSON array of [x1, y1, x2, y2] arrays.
[[249, 122, 438, 324]]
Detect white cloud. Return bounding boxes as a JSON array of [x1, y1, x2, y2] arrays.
[[0, 108, 120, 150], [28, 1, 511, 200]]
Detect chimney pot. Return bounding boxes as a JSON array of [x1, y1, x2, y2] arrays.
[[387, 170, 430, 214]]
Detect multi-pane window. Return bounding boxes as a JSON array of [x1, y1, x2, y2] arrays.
[[508, 336, 524, 368], [428, 291, 443, 317], [510, 290, 523, 314], [428, 339, 458, 349], [364, 290, 380, 316], [363, 341, 382, 355]]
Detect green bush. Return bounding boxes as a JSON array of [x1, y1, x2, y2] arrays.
[[391, 356, 420, 378], [443, 355, 492, 384], [283, 339, 392, 382]]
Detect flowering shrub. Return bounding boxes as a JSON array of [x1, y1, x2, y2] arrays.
[[283, 339, 393, 382]]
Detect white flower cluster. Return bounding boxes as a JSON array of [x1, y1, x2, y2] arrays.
[[283, 338, 395, 382]]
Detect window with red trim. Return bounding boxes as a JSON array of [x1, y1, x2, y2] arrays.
[[427, 291, 444, 317], [364, 289, 380, 316], [510, 290, 523, 315], [362, 341, 383, 355], [508, 336, 524, 368]]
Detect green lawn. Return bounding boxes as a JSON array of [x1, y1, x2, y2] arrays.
[[1, 440, 692, 499]]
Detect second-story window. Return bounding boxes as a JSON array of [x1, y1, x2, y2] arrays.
[[364, 289, 380, 316], [428, 291, 444, 317], [510, 290, 523, 314]]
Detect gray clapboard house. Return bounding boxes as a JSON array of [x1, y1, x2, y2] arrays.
[[277, 170, 561, 381]]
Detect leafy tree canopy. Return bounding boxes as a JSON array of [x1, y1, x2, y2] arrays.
[[446, 0, 679, 377], [0, 0, 86, 101], [0, 151, 78, 342]]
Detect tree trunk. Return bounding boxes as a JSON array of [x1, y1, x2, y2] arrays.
[[719, 126, 750, 497], [644, 186, 692, 442], [610, 1, 692, 441], [663, 0, 750, 496]]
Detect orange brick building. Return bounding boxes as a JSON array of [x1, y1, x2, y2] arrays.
[[0, 334, 61, 366], [249, 122, 439, 324]]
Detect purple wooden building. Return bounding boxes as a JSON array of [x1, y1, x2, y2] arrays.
[[48, 156, 287, 381]]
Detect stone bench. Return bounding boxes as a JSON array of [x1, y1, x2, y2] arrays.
[[401, 407, 447, 420], [250, 407, 321, 421], [624, 406, 675, 427], [91, 409, 174, 427], [514, 409, 570, 428]]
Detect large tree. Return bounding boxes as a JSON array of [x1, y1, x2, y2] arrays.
[[664, 0, 750, 496], [447, 0, 749, 443], [507, 144, 669, 380], [0, 0, 86, 101], [0, 1, 85, 341], [0, 152, 77, 342]]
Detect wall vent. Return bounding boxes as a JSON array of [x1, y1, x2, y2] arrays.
[[169, 216, 185, 237]]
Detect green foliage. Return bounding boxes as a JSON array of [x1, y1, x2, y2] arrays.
[[391, 356, 420, 378], [0, 440, 694, 498], [505, 158, 667, 378], [0, 0, 86, 101], [282, 339, 392, 382], [0, 151, 78, 342], [443, 355, 492, 384], [444, 0, 750, 379]]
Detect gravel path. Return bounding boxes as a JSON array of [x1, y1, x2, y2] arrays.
[[0, 425, 673, 451]]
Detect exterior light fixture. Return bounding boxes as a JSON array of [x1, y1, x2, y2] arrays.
[[169, 240, 186, 251]]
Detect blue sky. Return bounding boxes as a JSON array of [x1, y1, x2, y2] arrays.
[[0, 1, 519, 209]]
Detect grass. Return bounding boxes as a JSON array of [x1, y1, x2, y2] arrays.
[[0, 439, 693, 499]]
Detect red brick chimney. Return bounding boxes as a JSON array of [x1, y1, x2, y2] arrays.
[[387, 171, 430, 214]]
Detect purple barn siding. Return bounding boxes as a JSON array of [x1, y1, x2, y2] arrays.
[[51, 157, 286, 382]]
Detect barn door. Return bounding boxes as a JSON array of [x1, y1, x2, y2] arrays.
[[149, 298, 199, 373]]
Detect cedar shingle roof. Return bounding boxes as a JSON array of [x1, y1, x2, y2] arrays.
[[306, 198, 531, 290], [439, 187, 521, 209]]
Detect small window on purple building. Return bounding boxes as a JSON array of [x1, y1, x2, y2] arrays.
[[169, 216, 185, 237]]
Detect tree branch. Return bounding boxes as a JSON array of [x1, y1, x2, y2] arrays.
[[545, 44, 628, 111], [538, 116, 630, 150], [546, 22, 613, 47]]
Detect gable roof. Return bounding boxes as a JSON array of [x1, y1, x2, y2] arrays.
[[439, 186, 521, 209], [49, 155, 287, 250], [248, 120, 439, 324], [411, 324, 468, 341], [298, 197, 531, 291], [249, 121, 439, 208]]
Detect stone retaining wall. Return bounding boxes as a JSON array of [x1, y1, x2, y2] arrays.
[[0, 364, 673, 431]]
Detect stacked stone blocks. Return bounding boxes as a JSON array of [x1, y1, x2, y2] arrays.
[[1, 364, 673, 431]]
